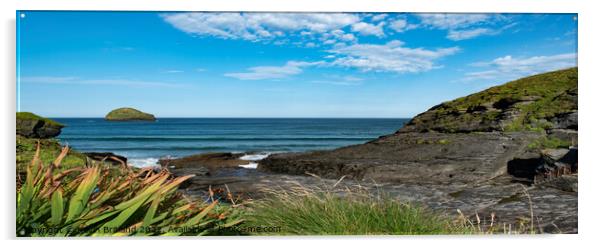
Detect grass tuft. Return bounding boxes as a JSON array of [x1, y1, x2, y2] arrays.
[[243, 186, 470, 235]]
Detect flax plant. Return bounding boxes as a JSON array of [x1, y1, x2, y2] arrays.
[[16, 143, 243, 237]]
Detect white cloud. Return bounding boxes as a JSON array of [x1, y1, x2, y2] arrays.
[[446, 28, 498, 41], [371, 14, 388, 22], [416, 14, 509, 41], [161, 13, 360, 44], [416, 14, 492, 29], [163, 70, 184, 73], [224, 61, 324, 80], [20, 76, 184, 87], [463, 53, 577, 82], [389, 19, 418, 33], [351, 22, 385, 37], [329, 29, 356, 42], [327, 40, 460, 73]]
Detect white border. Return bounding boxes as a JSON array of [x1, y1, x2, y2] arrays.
[[2, 1, 601, 248], [12, 0, 583, 13]]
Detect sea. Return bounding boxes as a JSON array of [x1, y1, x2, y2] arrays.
[[54, 118, 409, 167]]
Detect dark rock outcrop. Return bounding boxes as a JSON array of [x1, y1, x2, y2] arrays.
[[16, 112, 64, 138]]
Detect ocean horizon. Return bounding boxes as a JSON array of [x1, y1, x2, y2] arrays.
[[54, 118, 410, 167]]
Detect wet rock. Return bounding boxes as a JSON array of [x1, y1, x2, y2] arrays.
[[160, 152, 246, 172]]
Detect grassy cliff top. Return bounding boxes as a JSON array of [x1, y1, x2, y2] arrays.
[[105, 107, 156, 121], [16, 112, 64, 126], [401, 67, 577, 133]]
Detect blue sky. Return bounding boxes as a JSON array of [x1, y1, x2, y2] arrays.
[[16, 12, 577, 118]]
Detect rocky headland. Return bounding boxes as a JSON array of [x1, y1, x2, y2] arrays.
[[105, 107, 156, 121], [165, 68, 577, 233], [227, 67, 576, 232]]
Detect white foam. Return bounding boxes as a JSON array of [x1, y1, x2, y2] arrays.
[[238, 162, 258, 169], [128, 157, 159, 168], [240, 153, 270, 161]]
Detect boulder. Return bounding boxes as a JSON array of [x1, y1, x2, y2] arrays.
[[105, 107, 156, 121], [16, 112, 64, 138]]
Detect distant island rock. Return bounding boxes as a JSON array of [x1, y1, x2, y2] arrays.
[[105, 107, 156, 121], [16, 112, 64, 138]]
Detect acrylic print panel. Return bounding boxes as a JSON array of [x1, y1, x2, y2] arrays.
[[16, 11, 577, 236]]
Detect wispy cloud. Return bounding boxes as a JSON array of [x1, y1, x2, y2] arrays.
[[225, 39, 460, 79], [462, 53, 577, 82], [326, 40, 460, 73], [416, 14, 493, 30], [224, 61, 324, 80], [20, 76, 185, 88], [416, 14, 511, 41], [163, 70, 184, 73], [446, 28, 498, 41], [311, 75, 364, 86], [102, 46, 135, 52]]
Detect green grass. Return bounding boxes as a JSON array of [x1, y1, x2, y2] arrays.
[[16, 136, 87, 172], [407, 67, 577, 132], [242, 188, 471, 235], [527, 136, 572, 150], [16, 112, 64, 127]]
